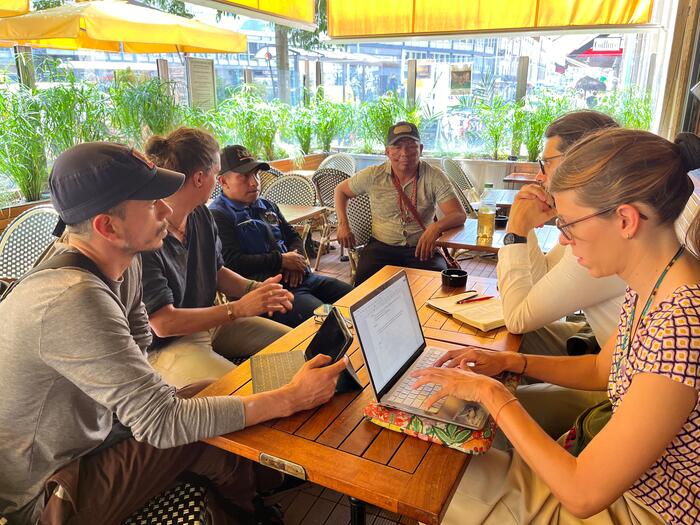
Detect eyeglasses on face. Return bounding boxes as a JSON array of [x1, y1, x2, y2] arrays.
[[537, 154, 563, 175], [388, 141, 420, 153], [555, 206, 649, 241]]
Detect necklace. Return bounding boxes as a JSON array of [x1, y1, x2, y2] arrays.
[[614, 244, 686, 381], [393, 171, 419, 223]]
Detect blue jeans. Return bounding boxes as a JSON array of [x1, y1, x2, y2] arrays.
[[271, 272, 353, 327]]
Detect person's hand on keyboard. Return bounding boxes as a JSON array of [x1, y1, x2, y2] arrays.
[[409, 366, 500, 411], [284, 354, 349, 412], [433, 346, 521, 377]]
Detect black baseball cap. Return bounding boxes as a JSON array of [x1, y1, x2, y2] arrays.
[[219, 145, 270, 175], [386, 121, 420, 146], [49, 142, 185, 231]]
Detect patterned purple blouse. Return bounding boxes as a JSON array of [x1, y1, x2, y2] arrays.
[[608, 285, 700, 525]]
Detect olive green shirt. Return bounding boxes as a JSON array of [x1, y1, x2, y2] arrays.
[[348, 160, 457, 246]]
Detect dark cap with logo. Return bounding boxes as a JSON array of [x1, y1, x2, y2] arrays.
[[219, 145, 270, 175], [386, 121, 420, 146], [49, 142, 185, 231]]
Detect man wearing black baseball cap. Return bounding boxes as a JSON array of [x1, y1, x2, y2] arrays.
[[334, 121, 467, 284], [210, 145, 352, 327], [0, 142, 347, 524]]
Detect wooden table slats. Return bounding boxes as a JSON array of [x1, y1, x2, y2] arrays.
[[197, 266, 522, 524]]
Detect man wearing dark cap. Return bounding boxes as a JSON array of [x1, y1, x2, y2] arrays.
[[335, 121, 467, 284], [210, 145, 352, 327], [0, 142, 348, 524]]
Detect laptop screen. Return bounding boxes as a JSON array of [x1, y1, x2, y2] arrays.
[[351, 272, 425, 396]]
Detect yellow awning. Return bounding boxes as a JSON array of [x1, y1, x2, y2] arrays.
[[0, 0, 247, 53], [0, 0, 28, 18], [328, 0, 654, 39], [187, 0, 315, 30]]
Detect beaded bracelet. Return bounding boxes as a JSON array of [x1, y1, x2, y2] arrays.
[[245, 279, 255, 293]]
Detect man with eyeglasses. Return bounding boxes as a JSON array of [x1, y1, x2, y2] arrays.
[[210, 145, 352, 327], [497, 110, 625, 364], [335, 121, 467, 284]]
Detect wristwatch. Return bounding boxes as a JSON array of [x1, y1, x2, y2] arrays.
[[503, 232, 528, 245]]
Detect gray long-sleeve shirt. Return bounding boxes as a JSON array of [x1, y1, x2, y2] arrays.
[[0, 243, 245, 523]]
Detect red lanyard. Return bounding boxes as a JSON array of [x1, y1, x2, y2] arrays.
[[392, 171, 419, 223]]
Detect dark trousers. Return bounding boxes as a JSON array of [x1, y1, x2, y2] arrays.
[[38, 382, 283, 525], [272, 272, 353, 327], [354, 238, 447, 285]]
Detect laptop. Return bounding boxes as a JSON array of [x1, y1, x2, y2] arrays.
[[350, 271, 488, 430], [251, 306, 356, 393]]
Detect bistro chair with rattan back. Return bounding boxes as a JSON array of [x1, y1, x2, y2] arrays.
[[312, 168, 349, 269], [318, 153, 356, 176], [442, 157, 478, 193], [122, 481, 210, 525], [345, 193, 372, 283], [0, 205, 60, 281], [261, 174, 319, 261], [259, 167, 284, 195]]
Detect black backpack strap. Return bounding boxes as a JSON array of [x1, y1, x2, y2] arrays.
[[1, 251, 112, 302]]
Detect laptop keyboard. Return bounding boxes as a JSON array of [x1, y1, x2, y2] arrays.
[[386, 347, 447, 414]]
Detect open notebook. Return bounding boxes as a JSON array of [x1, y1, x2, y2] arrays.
[[427, 294, 505, 332]]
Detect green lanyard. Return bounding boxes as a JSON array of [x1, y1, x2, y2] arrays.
[[614, 244, 686, 380]]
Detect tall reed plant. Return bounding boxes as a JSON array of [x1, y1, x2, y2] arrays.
[[313, 89, 350, 152], [0, 87, 48, 202], [109, 72, 183, 148], [222, 85, 287, 160], [41, 69, 110, 159]]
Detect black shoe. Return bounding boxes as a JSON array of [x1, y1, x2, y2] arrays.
[[252, 496, 285, 524], [260, 475, 308, 497]]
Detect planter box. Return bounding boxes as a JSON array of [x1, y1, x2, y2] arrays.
[[269, 153, 327, 173], [0, 199, 51, 235]]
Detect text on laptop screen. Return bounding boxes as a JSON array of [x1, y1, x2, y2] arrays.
[[352, 274, 425, 393]]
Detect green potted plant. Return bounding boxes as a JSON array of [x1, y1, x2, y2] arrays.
[[288, 104, 314, 155], [41, 68, 111, 159], [0, 86, 48, 203], [109, 72, 183, 148], [313, 88, 350, 152], [476, 94, 512, 160]]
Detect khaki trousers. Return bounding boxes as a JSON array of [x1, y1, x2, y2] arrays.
[[440, 384, 662, 525], [148, 316, 290, 388], [441, 447, 665, 525]]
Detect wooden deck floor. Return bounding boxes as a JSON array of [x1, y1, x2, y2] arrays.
[[262, 243, 497, 525]]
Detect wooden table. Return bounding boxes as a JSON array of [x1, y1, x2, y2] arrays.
[[278, 203, 328, 224], [197, 266, 521, 524], [437, 219, 560, 254], [488, 188, 519, 211], [503, 172, 537, 189]]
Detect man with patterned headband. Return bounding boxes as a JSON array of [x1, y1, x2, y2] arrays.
[[334, 121, 467, 284]]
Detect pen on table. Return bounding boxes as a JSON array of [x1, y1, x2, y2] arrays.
[[457, 295, 494, 305]]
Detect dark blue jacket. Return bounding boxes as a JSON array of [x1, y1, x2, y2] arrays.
[[209, 195, 304, 282]]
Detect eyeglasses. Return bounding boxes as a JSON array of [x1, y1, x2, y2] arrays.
[[555, 206, 648, 241], [537, 154, 563, 176], [388, 142, 420, 153]]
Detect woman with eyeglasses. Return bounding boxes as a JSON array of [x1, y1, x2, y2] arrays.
[[414, 128, 700, 525]]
